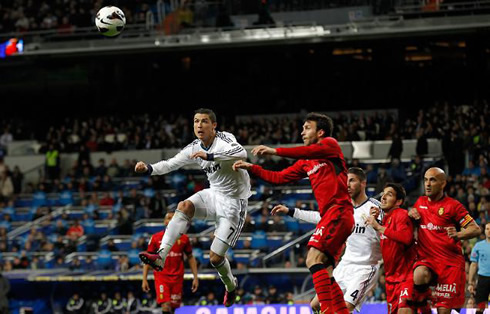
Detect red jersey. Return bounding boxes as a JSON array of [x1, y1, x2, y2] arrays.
[[147, 231, 192, 278], [380, 208, 416, 284], [250, 137, 352, 216], [413, 195, 473, 268]]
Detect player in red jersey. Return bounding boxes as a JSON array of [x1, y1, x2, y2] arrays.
[[408, 167, 481, 314], [365, 183, 417, 314], [142, 212, 199, 314], [233, 112, 354, 314]]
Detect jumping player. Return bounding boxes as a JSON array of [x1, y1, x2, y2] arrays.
[[137, 108, 251, 307], [233, 112, 354, 314]]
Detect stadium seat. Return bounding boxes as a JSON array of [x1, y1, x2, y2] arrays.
[[96, 249, 113, 270], [250, 231, 268, 251]]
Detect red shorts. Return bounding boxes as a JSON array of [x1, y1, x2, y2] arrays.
[[307, 205, 354, 263], [386, 280, 413, 314], [154, 276, 183, 308], [414, 259, 465, 309]]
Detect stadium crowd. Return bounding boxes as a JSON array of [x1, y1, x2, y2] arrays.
[[0, 103, 488, 310], [0, 0, 365, 35]]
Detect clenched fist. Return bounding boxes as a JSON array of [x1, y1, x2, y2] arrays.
[[135, 161, 149, 173]]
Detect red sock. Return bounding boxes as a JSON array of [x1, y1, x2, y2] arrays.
[[310, 265, 332, 313], [330, 278, 349, 314]]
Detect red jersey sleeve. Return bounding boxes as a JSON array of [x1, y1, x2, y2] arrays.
[[275, 138, 341, 160], [451, 200, 473, 228], [384, 210, 414, 246], [250, 161, 307, 184], [147, 235, 159, 253]]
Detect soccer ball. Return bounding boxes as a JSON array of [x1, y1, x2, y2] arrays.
[[95, 6, 126, 37]]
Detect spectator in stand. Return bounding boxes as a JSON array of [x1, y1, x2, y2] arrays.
[[252, 285, 266, 304], [0, 171, 13, 203], [94, 159, 108, 177], [107, 158, 121, 177], [45, 142, 61, 181], [106, 239, 118, 252], [375, 165, 392, 195], [464, 160, 481, 177], [197, 292, 219, 306], [82, 256, 96, 271], [66, 219, 84, 237], [387, 133, 403, 162], [0, 127, 13, 155], [265, 285, 283, 304], [99, 192, 115, 206]]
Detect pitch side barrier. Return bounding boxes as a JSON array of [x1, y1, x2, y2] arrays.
[[175, 305, 489, 314]]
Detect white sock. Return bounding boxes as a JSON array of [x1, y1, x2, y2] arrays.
[[158, 210, 191, 263], [212, 258, 236, 292]]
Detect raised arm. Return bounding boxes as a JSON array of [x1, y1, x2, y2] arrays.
[[250, 161, 307, 184], [135, 145, 195, 176], [276, 138, 342, 160], [270, 204, 320, 224]]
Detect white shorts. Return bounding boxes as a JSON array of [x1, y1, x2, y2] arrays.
[[187, 189, 248, 248], [333, 262, 380, 312]]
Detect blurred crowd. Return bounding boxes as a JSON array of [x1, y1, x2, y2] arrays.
[[0, 0, 368, 35], [0, 102, 487, 158], [0, 102, 488, 308]]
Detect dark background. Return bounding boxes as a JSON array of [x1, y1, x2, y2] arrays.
[[2, 30, 490, 120]]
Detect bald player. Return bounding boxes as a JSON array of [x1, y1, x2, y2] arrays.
[[407, 167, 481, 314]]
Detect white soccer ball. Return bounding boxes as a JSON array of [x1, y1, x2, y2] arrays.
[[95, 6, 126, 37]]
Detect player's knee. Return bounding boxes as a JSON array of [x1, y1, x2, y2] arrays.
[[306, 249, 334, 268], [345, 302, 355, 312], [177, 201, 195, 217], [310, 298, 320, 312], [209, 251, 224, 266], [306, 250, 323, 268], [413, 266, 431, 285]]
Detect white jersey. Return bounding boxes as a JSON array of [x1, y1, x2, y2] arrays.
[[293, 197, 382, 265], [150, 131, 251, 199]]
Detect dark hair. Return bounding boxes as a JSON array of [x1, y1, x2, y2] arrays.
[[194, 108, 217, 123], [348, 167, 366, 182], [384, 182, 406, 203], [305, 112, 333, 137]]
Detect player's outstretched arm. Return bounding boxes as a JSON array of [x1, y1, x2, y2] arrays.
[[232, 160, 254, 171], [271, 204, 321, 224], [447, 220, 481, 240], [251, 145, 277, 156], [148, 147, 195, 175]]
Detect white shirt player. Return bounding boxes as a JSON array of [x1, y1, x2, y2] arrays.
[[149, 131, 251, 200], [293, 197, 382, 265], [293, 197, 382, 311]]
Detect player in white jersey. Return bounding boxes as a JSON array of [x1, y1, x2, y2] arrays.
[[271, 167, 382, 313], [136, 108, 251, 307]]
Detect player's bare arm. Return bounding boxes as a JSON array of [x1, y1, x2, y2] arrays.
[[270, 204, 289, 215], [187, 254, 200, 293], [141, 264, 151, 292], [135, 161, 149, 173], [468, 261, 478, 294], [251, 145, 277, 156], [232, 160, 253, 171], [447, 220, 481, 240]]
